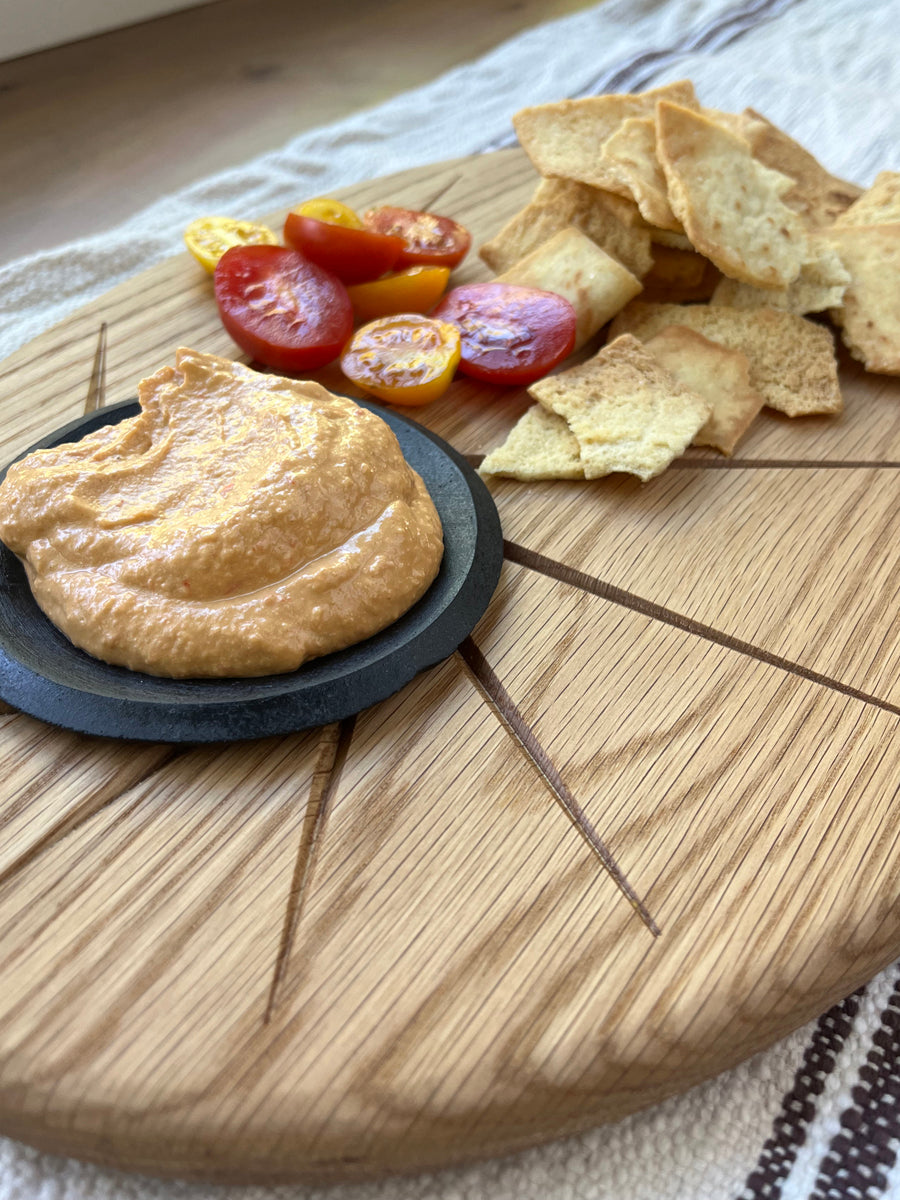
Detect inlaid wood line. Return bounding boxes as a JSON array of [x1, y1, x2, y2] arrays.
[[456, 635, 660, 936], [418, 173, 465, 216], [0, 747, 186, 896], [671, 458, 900, 470], [503, 540, 900, 720], [83, 322, 107, 414], [264, 717, 356, 1024]]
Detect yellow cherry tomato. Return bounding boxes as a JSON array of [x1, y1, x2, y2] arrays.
[[184, 216, 278, 273], [292, 197, 363, 229], [340, 314, 461, 407], [346, 265, 451, 321]]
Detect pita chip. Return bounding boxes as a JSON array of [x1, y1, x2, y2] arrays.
[[496, 227, 642, 349], [643, 325, 765, 454], [609, 301, 843, 417], [829, 224, 900, 374], [479, 405, 584, 480], [656, 101, 810, 288], [528, 333, 712, 481]]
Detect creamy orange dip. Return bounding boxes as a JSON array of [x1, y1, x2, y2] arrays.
[[0, 348, 443, 678]]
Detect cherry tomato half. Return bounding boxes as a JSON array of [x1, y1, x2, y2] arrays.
[[431, 282, 577, 385], [346, 266, 450, 321], [293, 197, 363, 229], [284, 210, 404, 284], [214, 245, 353, 373], [363, 206, 471, 269], [184, 216, 278, 273], [340, 314, 461, 407]]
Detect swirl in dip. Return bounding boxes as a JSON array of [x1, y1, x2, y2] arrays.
[[0, 349, 444, 678]]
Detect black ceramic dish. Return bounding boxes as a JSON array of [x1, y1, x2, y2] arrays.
[[0, 399, 503, 743]]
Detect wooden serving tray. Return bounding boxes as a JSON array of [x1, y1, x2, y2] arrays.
[[1, 147, 900, 1186]]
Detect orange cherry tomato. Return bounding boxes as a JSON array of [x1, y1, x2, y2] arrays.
[[346, 266, 451, 321], [340, 314, 461, 407], [284, 205, 404, 284], [362, 206, 471, 268]]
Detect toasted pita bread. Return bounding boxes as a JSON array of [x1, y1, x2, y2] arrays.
[[597, 116, 683, 232], [710, 237, 850, 313], [479, 405, 584, 480], [512, 80, 699, 188], [829, 224, 900, 374], [479, 177, 653, 279], [833, 171, 900, 228], [656, 101, 809, 288], [609, 301, 842, 417], [528, 333, 712, 481], [643, 325, 765, 454], [641, 244, 720, 303], [739, 108, 862, 228], [496, 227, 642, 350]]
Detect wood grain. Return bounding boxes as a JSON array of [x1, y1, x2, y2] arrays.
[[1, 148, 900, 1184]]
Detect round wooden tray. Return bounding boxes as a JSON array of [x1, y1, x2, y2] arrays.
[[1, 148, 900, 1186]]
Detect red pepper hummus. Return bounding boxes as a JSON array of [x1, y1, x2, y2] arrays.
[[0, 348, 444, 678]]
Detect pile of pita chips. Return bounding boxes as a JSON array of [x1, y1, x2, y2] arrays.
[[478, 80, 898, 484]]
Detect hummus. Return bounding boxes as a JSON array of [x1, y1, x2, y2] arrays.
[[0, 349, 444, 678]]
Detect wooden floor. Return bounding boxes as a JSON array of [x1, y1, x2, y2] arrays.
[[0, 0, 595, 268]]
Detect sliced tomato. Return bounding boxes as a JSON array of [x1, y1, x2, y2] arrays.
[[283, 210, 404, 284], [340, 314, 461, 407], [184, 216, 279, 273], [346, 266, 450, 321], [362, 206, 471, 268], [293, 197, 363, 229], [431, 282, 577, 385], [214, 245, 353, 372]]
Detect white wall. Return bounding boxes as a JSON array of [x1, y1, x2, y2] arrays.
[[0, 0, 213, 61]]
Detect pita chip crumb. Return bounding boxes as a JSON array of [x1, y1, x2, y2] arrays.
[[528, 333, 712, 481], [479, 405, 584, 480], [656, 101, 810, 288], [496, 227, 642, 350], [643, 325, 765, 454], [828, 224, 900, 374], [609, 301, 843, 417]]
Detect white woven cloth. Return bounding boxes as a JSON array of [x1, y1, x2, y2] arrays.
[[3, 0, 900, 1196]]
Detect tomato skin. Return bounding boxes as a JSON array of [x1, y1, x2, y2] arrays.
[[214, 245, 353, 373], [431, 282, 577, 385], [293, 197, 363, 229], [346, 266, 450, 321], [340, 314, 461, 407], [283, 212, 404, 284], [362, 206, 471, 269]]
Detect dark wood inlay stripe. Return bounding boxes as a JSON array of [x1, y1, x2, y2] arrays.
[[457, 635, 659, 936], [264, 716, 356, 1023], [83, 322, 107, 414], [504, 540, 900, 719]]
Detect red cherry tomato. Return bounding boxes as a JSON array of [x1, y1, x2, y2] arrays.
[[283, 211, 404, 284], [431, 282, 577, 385], [362, 206, 471, 268], [214, 245, 353, 372]]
